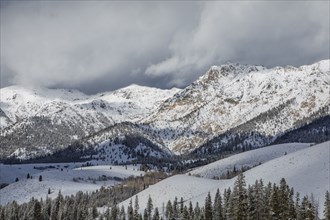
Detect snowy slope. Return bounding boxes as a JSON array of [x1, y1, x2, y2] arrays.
[[189, 143, 311, 179], [119, 141, 330, 218], [0, 162, 83, 184], [118, 174, 227, 215], [0, 164, 144, 205], [0, 86, 88, 125]]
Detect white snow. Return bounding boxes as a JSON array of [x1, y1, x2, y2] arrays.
[[0, 84, 181, 129], [119, 141, 330, 218], [189, 142, 311, 179], [115, 175, 226, 217], [1, 60, 329, 156], [0, 84, 180, 159], [145, 60, 330, 153], [0, 164, 144, 205]]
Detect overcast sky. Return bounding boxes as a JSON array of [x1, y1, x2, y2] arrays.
[[1, 1, 329, 94]]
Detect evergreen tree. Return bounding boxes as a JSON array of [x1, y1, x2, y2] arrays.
[[298, 195, 315, 219], [299, 196, 309, 219], [147, 196, 153, 219], [9, 201, 19, 220], [278, 178, 290, 219], [92, 204, 98, 219], [43, 197, 52, 220], [194, 202, 201, 220], [324, 191, 330, 220], [189, 201, 194, 220], [51, 191, 63, 220], [120, 205, 126, 220], [223, 188, 233, 220], [213, 188, 223, 220], [263, 182, 272, 219], [110, 205, 119, 220], [63, 196, 75, 220], [27, 173, 30, 179], [134, 196, 139, 220], [232, 174, 248, 220], [305, 199, 316, 220], [0, 206, 5, 220], [76, 195, 88, 220], [295, 192, 301, 219], [310, 193, 318, 218], [152, 207, 160, 220], [270, 184, 280, 219], [288, 187, 296, 219], [204, 192, 213, 220], [127, 199, 134, 220], [104, 207, 111, 220], [254, 179, 266, 220], [144, 209, 148, 220], [173, 197, 178, 219], [179, 197, 184, 215], [200, 207, 206, 220], [39, 175, 43, 182], [181, 206, 189, 220], [165, 200, 173, 220], [247, 185, 256, 220]]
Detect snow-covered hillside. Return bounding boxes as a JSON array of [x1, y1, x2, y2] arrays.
[[0, 162, 83, 184], [119, 141, 330, 218], [189, 142, 311, 179], [0, 164, 144, 205]]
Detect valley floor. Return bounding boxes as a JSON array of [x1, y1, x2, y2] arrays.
[[0, 164, 144, 205], [0, 141, 329, 219]]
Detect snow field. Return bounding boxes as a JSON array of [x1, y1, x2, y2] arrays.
[[189, 143, 311, 179], [0, 164, 144, 205], [119, 141, 330, 218]]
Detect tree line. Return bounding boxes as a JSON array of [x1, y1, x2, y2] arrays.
[[1, 174, 329, 220]]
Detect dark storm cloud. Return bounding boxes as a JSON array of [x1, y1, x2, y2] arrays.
[[1, 1, 329, 93], [146, 1, 330, 86]]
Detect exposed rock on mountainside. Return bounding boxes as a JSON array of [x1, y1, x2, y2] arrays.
[[0, 60, 329, 160], [144, 60, 329, 153]]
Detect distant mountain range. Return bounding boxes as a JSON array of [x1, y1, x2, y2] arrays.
[[1, 60, 329, 161]]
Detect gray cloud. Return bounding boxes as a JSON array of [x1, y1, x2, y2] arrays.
[[146, 1, 330, 86], [1, 1, 329, 93]]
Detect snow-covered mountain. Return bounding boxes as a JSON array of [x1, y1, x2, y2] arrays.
[[0, 85, 180, 159], [0, 60, 329, 160], [0, 84, 180, 127], [144, 60, 330, 153]]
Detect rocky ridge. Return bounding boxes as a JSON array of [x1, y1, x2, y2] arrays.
[[0, 60, 329, 160]]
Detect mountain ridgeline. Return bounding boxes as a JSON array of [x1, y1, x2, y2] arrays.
[[0, 60, 329, 163]]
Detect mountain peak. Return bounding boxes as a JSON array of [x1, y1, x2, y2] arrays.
[[1, 59, 329, 159], [210, 63, 265, 75], [197, 63, 265, 87]]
